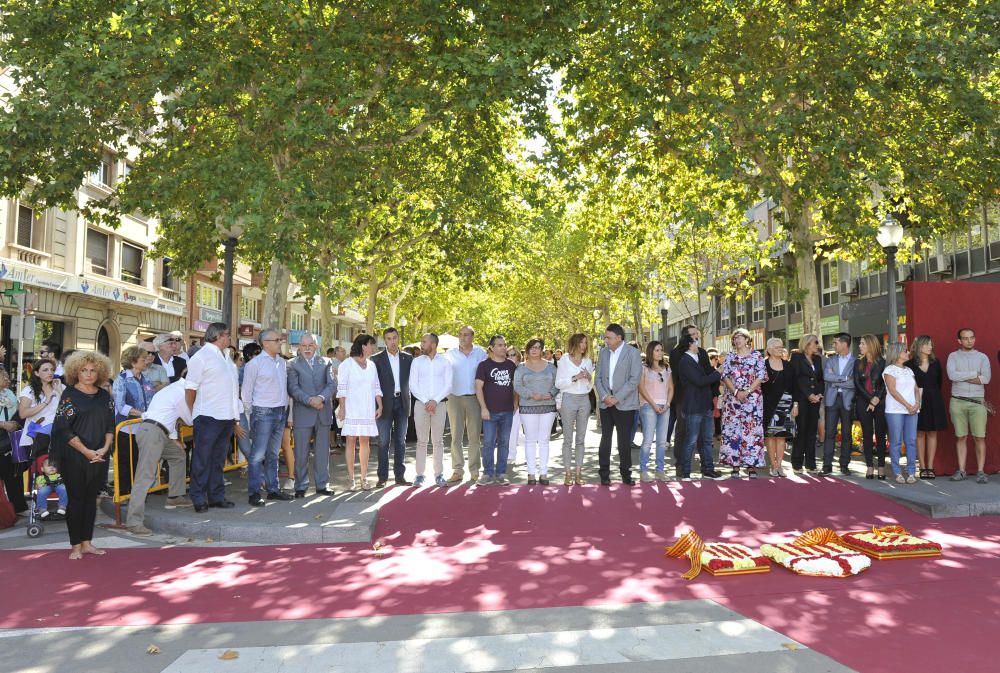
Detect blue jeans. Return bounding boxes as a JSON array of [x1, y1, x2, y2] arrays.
[[639, 404, 670, 473], [680, 410, 716, 477], [481, 411, 514, 477], [190, 416, 235, 507], [376, 400, 410, 482], [35, 483, 68, 510], [249, 406, 287, 494], [886, 412, 918, 476]]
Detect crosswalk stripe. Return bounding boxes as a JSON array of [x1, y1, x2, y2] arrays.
[[163, 618, 802, 672]]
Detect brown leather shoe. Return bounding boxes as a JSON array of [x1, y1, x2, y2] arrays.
[[446, 471, 464, 483]]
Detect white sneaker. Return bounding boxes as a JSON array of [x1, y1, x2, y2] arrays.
[[414, 475, 426, 487], [640, 472, 652, 482], [435, 475, 448, 487], [655, 470, 666, 481]]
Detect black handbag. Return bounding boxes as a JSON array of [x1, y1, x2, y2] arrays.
[[766, 393, 797, 438]]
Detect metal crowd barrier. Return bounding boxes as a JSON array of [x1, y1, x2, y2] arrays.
[[108, 418, 246, 525]]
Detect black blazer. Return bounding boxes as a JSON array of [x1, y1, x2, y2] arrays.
[[675, 350, 722, 415], [790, 351, 824, 403], [854, 356, 887, 408], [371, 350, 412, 415], [669, 345, 713, 406], [153, 353, 186, 383]]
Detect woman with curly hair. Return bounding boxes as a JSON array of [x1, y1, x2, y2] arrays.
[[52, 351, 115, 560]]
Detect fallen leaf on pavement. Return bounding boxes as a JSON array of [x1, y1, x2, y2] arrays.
[[219, 650, 239, 660], [147, 645, 161, 655], [781, 643, 801, 650]]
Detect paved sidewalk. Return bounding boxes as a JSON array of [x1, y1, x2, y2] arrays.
[[0, 600, 852, 673]]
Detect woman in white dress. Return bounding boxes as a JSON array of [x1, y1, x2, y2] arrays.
[[336, 334, 383, 490]]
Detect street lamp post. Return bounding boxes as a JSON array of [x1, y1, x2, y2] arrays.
[[659, 299, 670, 345], [877, 215, 905, 343], [399, 316, 408, 344], [217, 218, 245, 330]]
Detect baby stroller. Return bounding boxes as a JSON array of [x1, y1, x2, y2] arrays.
[[25, 433, 56, 539]]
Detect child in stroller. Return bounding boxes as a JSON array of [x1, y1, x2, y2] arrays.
[[33, 455, 67, 520]]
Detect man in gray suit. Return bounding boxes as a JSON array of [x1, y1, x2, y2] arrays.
[[287, 333, 335, 497], [822, 332, 856, 475], [594, 323, 643, 486]]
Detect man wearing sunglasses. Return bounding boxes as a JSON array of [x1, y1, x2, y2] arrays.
[[153, 333, 187, 384]]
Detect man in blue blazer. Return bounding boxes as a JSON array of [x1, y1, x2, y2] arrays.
[[371, 327, 413, 487], [822, 332, 857, 475]]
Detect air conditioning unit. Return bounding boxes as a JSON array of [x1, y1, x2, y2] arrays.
[[896, 264, 914, 284], [839, 279, 859, 297], [989, 241, 1000, 263], [928, 254, 953, 276]]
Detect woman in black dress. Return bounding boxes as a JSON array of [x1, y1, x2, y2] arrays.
[[854, 334, 887, 479], [52, 351, 115, 560], [762, 338, 798, 477], [790, 334, 824, 473], [907, 335, 947, 479]]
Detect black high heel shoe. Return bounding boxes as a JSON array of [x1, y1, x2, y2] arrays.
[[877, 468, 886, 481], [866, 468, 875, 480]]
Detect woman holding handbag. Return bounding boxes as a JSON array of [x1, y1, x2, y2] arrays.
[[0, 368, 26, 514], [762, 338, 798, 477]]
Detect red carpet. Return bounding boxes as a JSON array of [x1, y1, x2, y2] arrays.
[[2, 478, 998, 673]]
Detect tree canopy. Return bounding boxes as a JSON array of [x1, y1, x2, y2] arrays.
[[1, 0, 997, 342]]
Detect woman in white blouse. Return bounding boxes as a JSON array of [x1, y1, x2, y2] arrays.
[[17, 358, 64, 454], [556, 334, 593, 485], [883, 343, 922, 484]]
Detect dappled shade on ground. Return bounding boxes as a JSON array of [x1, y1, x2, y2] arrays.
[[2, 478, 998, 673]]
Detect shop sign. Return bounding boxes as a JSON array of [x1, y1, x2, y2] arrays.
[[787, 316, 840, 341], [78, 277, 158, 309], [199, 306, 224, 323], [0, 259, 74, 292], [238, 324, 256, 337], [192, 320, 211, 332]]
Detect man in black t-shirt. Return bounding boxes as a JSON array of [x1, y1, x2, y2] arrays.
[[475, 335, 517, 485]]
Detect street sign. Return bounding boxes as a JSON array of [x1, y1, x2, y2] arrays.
[[11, 315, 36, 341]]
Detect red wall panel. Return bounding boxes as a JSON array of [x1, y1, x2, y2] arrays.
[[905, 281, 999, 475]]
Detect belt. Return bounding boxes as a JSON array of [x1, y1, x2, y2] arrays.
[[394, 392, 401, 397], [142, 419, 170, 436]]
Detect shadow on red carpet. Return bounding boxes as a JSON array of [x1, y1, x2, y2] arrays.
[[1, 478, 998, 673]]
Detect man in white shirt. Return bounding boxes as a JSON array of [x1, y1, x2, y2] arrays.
[[125, 378, 195, 534], [947, 328, 992, 483], [444, 325, 488, 483], [242, 328, 294, 505], [184, 323, 245, 512], [409, 333, 452, 486]]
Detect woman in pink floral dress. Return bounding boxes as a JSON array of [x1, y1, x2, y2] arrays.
[[721, 328, 766, 478]]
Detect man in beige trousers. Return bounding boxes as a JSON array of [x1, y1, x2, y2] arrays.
[[444, 326, 487, 483]]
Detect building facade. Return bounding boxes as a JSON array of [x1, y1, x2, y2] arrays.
[[663, 200, 1000, 353]]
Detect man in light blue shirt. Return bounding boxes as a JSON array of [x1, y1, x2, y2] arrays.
[[241, 328, 292, 506], [444, 326, 487, 482]]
